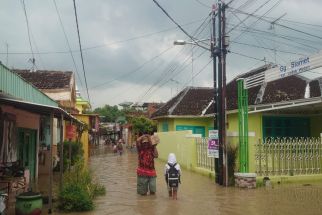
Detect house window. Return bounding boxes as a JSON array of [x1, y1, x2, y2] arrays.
[[162, 121, 169, 132], [263, 116, 310, 139], [176, 125, 206, 137]]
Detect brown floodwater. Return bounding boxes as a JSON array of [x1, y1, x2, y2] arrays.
[[56, 145, 322, 215]]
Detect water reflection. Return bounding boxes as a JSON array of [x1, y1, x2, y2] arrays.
[[56, 146, 322, 215]]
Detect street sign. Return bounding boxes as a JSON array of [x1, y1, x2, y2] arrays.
[[209, 129, 218, 139], [244, 51, 322, 89], [208, 130, 219, 158], [208, 139, 219, 158]]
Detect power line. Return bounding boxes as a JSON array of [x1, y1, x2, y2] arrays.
[[137, 48, 208, 102], [230, 50, 274, 64], [232, 0, 282, 41], [91, 46, 174, 89], [20, 0, 35, 68], [232, 8, 322, 40], [0, 18, 207, 55], [72, 0, 91, 106], [227, 0, 271, 34], [152, 0, 210, 51], [53, 0, 84, 90], [228, 22, 321, 52], [231, 40, 306, 56], [194, 0, 211, 8]]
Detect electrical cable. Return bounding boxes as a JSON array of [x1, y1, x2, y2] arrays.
[[227, 0, 271, 34], [20, 0, 35, 64], [194, 0, 211, 9], [91, 46, 174, 89], [152, 0, 210, 51], [72, 0, 91, 106], [232, 8, 322, 40], [53, 0, 84, 90], [232, 0, 282, 41], [0, 17, 207, 55]]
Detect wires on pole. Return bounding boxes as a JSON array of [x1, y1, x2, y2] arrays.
[[72, 0, 91, 106]]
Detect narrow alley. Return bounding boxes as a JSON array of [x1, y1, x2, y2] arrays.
[[64, 146, 322, 215]]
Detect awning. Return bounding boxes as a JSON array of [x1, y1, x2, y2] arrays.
[[0, 94, 83, 125]]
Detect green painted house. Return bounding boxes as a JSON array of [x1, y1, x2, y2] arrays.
[[152, 87, 215, 137], [0, 63, 78, 192], [152, 65, 322, 174]]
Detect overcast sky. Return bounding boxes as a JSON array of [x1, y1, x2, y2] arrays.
[[1, 0, 322, 108]]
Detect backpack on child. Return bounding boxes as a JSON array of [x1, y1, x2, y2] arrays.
[[166, 163, 180, 188]]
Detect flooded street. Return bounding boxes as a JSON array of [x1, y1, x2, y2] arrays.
[[62, 146, 322, 215]]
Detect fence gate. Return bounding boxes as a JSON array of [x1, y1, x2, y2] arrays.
[[196, 138, 215, 172], [255, 137, 322, 176]]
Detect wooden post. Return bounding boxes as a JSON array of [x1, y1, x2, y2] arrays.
[[48, 112, 54, 214], [59, 114, 64, 190]]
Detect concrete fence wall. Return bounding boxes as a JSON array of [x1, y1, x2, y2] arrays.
[[156, 130, 197, 170], [156, 130, 214, 177]]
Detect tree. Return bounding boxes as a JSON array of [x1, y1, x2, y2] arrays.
[[93, 105, 124, 122], [130, 116, 157, 135]]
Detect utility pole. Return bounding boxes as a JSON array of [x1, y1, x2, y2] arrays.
[[211, 4, 219, 184], [217, 1, 224, 186], [216, 0, 228, 186], [222, 3, 228, 186]]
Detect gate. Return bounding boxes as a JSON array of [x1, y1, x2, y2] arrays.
[[196, 138, 214, 172], [255, 137, 322, 176]]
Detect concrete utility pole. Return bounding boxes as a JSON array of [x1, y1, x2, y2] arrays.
[[215, 1, 228, 186], [212, 4, 219, 184]]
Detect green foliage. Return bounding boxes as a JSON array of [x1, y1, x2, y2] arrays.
[[92, 183, 106, 197], [58, 183, 93, 212], [58, 159, 106, 212], [55, 141, 83, 172], [130, 116, 157, 134], [93, 105, 125, 122], [227, 144, 238, 186]]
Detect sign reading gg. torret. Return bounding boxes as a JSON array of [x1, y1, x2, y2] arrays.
[[245, 51, 322, 89]]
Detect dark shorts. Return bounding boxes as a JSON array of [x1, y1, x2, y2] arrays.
[[137, 175, 156, 195]]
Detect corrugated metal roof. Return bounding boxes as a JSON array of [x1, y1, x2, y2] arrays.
[[0, 93, 82, 124], [0, 63, 57, 107]]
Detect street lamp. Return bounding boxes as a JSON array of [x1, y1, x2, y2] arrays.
[[174, 37, 221, 184], [173, 3, 229, 186]]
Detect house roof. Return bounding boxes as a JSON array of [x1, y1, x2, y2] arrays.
[[0, 92, 82, 124], [0, 64, 58, 107], [14, 69, 73, 90], [152, 65, 322, 118]]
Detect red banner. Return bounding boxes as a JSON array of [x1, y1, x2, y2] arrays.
[[66, 125, 76, 139]]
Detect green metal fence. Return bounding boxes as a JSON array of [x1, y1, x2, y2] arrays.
[[196, 138, 215, 171], [255, 137, 322, 176]]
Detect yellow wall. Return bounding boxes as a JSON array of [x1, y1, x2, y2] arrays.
[[157, 117, 213, 136], [227, 112, 263, 173], [157, 130, 197, 171], [74, 115, 89, 163], [76, 103, 84, 114]]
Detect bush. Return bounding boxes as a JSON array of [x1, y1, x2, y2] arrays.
[[57, 159, 106, 212], [227, 144, 238, 186], [58, 184, 93, 212], [55, 141, 83, 172]]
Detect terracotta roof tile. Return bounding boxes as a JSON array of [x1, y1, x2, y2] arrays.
[[14, 69, 73, 89], [151, 65, 322, 118]]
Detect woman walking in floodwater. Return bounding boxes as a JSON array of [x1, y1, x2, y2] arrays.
[[136, 134, 158, 195]]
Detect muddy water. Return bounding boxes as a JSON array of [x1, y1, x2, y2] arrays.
[[62, 146, 322, 215]]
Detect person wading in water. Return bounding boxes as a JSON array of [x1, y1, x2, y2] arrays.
[[136, 134, 158, 195]]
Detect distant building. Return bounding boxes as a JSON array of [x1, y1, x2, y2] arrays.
[[14, 69, 77, 112]]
